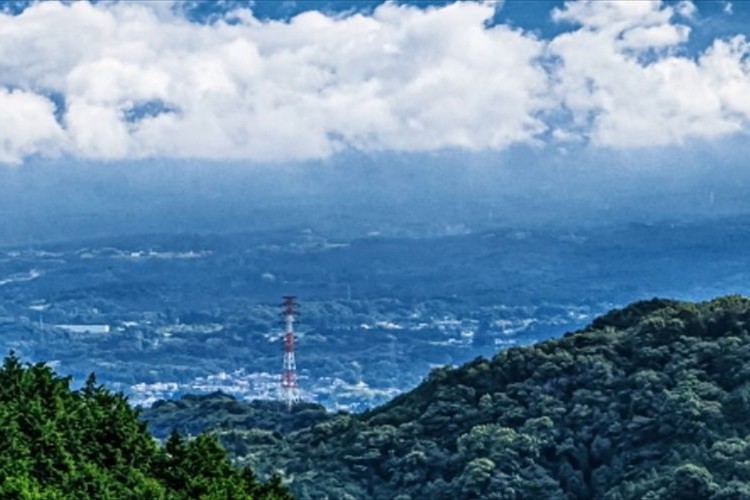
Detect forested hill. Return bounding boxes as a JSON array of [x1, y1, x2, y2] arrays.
[[231, 295, 750, 499], [0, 354, 292, 499], [142, 393, 331, 440]]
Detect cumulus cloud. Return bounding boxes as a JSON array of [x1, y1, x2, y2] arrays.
[[0, 0, 749, 163], [0, 1, 548, 163], [0, 88, 65, 163], [549, 0, 750, 148]]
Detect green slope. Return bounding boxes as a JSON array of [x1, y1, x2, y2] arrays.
[[141, 393, 331, 441], [0, 354, 292, 499], [232, 295, 750, 499]]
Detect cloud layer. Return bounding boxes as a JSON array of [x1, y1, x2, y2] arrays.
[[0, 0, 748, 164]]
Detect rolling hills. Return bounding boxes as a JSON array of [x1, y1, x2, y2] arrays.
[[165, 295, 750, 499], [7, 295, 750, 498]]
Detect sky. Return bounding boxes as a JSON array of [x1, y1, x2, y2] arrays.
[[1, 0, 750, 244], [1, 0, 749, 165]]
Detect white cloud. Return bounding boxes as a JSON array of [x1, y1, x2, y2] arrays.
[[549, 0, 750, 148], [0, 88, 65, 163], [551, 1, 673, 33], [619, 24, 690, 50], [675, 1, 697, 19], [0, 0, 749, 163], [0, 1, 548, 162]]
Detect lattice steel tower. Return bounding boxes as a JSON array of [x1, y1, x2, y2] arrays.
[[281, 296, 300, 411]]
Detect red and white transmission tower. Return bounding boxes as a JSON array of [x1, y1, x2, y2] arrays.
[[281, 296, 300, 411]]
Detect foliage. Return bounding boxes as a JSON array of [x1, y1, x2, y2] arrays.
[[0, 354, 292, 499], [231, 295, 750, 499], [142, 392, 331, 440]]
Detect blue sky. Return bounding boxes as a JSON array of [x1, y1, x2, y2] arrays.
[[1, 0, 750, 166], [181, 1, 750, 58], [188, 1, 750, 43]]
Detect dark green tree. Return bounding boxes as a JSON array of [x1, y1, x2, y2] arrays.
[[0, 352, 292, 499]]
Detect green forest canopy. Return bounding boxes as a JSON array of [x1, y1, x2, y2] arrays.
[[211, 295, 750, 499], [9, 295, 750, 499], [0, 353, 292, 499]]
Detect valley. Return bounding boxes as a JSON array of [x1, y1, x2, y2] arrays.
[[1, 217, 749, 410]]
